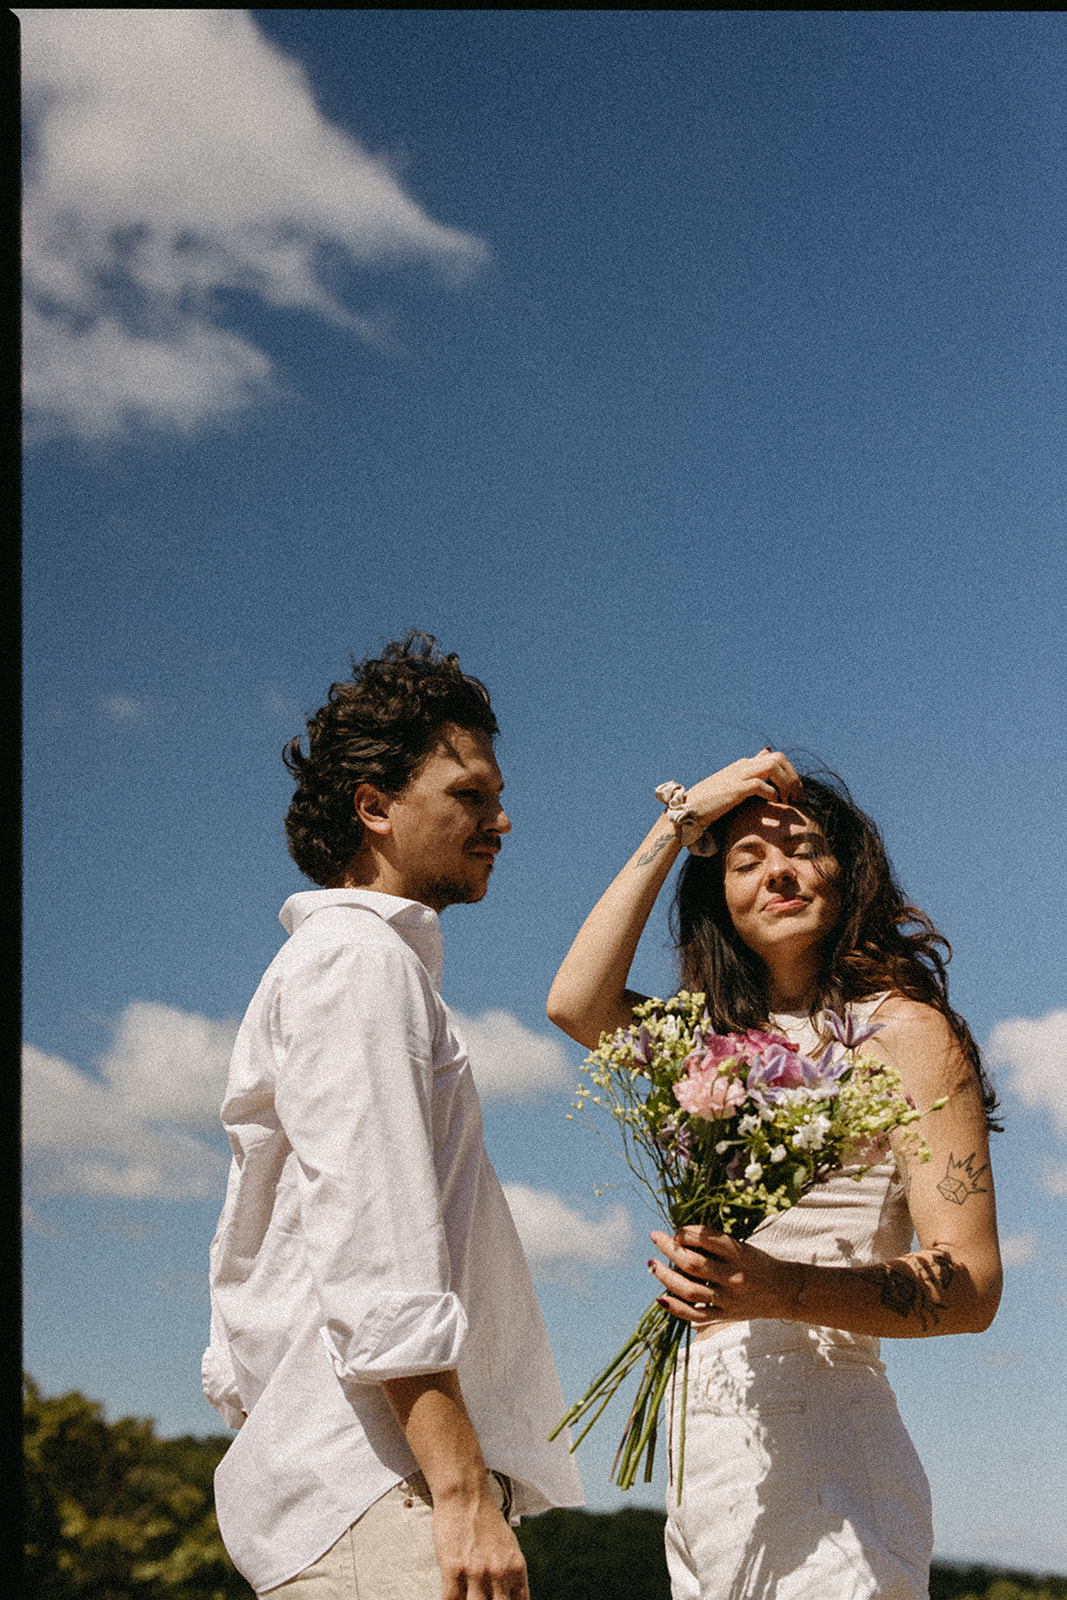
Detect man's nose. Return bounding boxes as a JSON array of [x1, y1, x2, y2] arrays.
[[490, 803, 511, 836]]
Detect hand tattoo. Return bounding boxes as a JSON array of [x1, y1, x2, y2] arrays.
[[937, 1151, 989, 1207]]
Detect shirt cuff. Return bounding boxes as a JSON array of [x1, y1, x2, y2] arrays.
[[320, 1291, 469, 1384]]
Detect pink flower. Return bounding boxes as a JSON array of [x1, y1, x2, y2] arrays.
[[673, 1054, 748, 1121], [744, 1029, 799, 1055]]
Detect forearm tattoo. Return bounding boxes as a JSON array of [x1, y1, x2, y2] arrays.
[[636, 832, 674, 867], [860, 1251, 956, 1333], [937, 1150, 989, 1206]]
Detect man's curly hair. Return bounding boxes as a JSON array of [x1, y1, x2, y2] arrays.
[[283, 631, 498, 886]]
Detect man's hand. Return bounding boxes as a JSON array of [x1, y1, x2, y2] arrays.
[[382, 1370, 529, 1600], [430, 1481, 528, 1600]]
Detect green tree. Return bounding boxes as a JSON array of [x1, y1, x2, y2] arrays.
[[518, 1507, 672, 1600], [23, 1376, 252, 1599], [928, 1563, 1067, 1600]]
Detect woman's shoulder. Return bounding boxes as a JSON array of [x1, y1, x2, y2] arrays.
[[862, 993, 971, 1095], [866, 992, 952, 1035]]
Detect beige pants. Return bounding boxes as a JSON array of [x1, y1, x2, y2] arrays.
[[260, 1471, 513, 1599]]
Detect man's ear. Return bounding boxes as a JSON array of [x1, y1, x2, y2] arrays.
[[353, 782, 393, 837]]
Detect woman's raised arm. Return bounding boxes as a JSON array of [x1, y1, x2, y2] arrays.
[[546, 751, 802, 1050]]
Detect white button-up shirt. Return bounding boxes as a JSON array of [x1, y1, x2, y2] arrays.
[[203, 889, 582, 1592]]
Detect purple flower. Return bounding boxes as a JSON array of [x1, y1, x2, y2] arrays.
[[746, 1043, 808, 1103], [814, 1043, 850, 1083], [747, 1043, 843, 1106], [657, 1119, 693, 1173], [630, 1025, 654, 1070], [725, 1148, 746, 1181], [826, 1010, 885, 1051]]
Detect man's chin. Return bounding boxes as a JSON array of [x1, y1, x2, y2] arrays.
[[418, 873, 490, 912]]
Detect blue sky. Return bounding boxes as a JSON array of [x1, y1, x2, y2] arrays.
[[20, 8, 1067, 1573]]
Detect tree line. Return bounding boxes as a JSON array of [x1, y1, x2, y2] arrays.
[[23, 1377, 1065, 1600]]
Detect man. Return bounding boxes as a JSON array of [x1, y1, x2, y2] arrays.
[[203, 634, 582, 1598]]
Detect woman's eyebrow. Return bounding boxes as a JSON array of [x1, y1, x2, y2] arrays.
[[725, 838, 764, 858], [726, 829, 827, 858]]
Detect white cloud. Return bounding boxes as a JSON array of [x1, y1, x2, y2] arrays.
[[99, 1000, 239, 1130], [20, 8, 489, 440], [502, 1182, 632, 1268], [998, 1231, 1037, 1269], [22, 1000, 237, 1199], [1041, 1164, 1067, 1198], [22, 999, 579, 1199], [457, 1009, 577, 1102], [986, 1008, 1067, 1137]]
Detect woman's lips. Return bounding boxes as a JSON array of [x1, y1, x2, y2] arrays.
[[764, 895, 806, 913]]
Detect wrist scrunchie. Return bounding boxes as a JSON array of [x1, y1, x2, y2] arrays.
[[654, 782, 720, 857]]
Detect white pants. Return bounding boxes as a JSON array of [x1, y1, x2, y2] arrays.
[[664, 1322, 932, 1600]]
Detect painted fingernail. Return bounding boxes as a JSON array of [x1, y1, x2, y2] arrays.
[[656, 1296, 670, 1308]]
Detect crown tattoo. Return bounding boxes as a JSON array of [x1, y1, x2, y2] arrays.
[[937, 1151, 989, 1206]]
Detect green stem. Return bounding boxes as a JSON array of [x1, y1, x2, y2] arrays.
[[568, 1354, 644, 1449], [548, 1322, 653, 1440], [617, 1325, 682, 1490], [676, 1327, 690, 1507]]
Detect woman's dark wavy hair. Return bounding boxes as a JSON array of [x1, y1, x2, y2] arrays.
[[283, 631, 498, 886], [671, 769, 1000, 1129]]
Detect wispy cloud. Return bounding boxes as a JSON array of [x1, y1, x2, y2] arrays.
[[20, 9, 489, 441], [502, 1182, 632, 1274], [23, 1001, 237, 1199], [457, 1009, 578, 1102], [999, 1231, 1037, 1269], [976, 1348, 1028, 1370], [986, 1007, 1067, 1139], [262, 687, 304, 726], [101, 694, 147, 722], [1041, 1164, 1067, 1198]]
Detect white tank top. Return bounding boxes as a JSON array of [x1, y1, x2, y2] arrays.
[[751, 994, 914, 1270]]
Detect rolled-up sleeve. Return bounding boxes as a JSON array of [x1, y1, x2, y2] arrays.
[[273, 937, 468, 1384]]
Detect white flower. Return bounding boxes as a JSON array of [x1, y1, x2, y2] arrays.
[[738, 1114, 761, 1135], [744, 1161, 764, 1182], [715, 1140, 732, 1154], [791, 1114, 832, 1151], [769, 1145, 788, 1163]]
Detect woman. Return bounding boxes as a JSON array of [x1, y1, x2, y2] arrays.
[[547, 751, 1001, 1600]]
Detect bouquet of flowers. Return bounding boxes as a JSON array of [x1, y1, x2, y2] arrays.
[[550, 991, 939, 1493]]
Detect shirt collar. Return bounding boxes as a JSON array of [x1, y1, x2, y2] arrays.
[[280, 888, 444, 991]]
